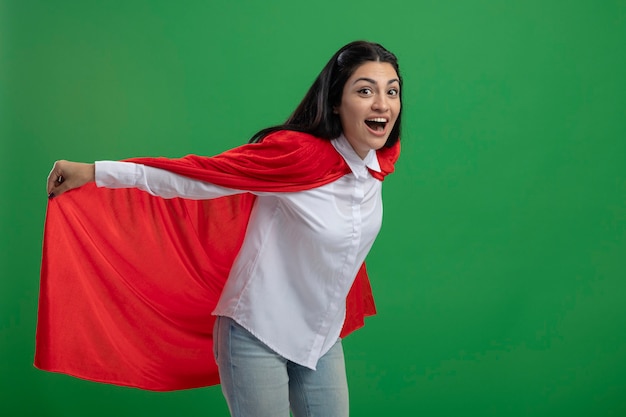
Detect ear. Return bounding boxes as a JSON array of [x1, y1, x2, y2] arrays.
[[333, 106, 339, 114]]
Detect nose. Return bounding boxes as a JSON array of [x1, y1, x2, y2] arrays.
[[372, 94, 389, 112]]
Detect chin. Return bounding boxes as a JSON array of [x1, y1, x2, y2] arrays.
[[371, 137, 390, 150]]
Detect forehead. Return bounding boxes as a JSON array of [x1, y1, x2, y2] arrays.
[[348, 61, 399, 83]]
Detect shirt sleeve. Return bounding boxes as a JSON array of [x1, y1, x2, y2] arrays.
[[95, 161, 244, 200]]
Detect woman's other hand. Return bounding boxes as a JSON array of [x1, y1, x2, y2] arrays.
[[47, 160, 95, 198]]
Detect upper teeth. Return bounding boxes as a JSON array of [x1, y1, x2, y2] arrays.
[[367, 118, 387, 123]]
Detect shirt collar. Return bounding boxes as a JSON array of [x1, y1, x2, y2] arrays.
[[331, 135, 381, 179]]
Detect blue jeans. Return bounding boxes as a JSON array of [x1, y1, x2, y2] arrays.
[[213, 316, 349, 417]]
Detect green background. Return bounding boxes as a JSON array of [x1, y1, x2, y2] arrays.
[[2, 0, 625, 415]]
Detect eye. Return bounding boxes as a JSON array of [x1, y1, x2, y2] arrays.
[[357, 87, 373, 96], [388, 88, 399, 97]]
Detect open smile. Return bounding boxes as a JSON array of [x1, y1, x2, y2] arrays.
[[364, 117, 389, 136]]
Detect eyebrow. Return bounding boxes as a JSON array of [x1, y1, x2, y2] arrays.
[[352, 77, 400, 86]]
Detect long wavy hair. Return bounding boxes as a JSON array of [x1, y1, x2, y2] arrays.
[[249, 40, 402, 146]]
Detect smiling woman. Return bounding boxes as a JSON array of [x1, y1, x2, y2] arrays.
[[336, 61, 401, 158], [39, 41, 403, 417]]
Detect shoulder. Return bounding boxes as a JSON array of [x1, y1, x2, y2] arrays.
[[260, 130, 335, 151], [373, 140, 401, 179], [246, 130, 341, 164]]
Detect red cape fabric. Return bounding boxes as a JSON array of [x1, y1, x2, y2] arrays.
[[35, 131, 400, 391]]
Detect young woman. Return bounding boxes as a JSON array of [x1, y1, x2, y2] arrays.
[[40, 40, 402, 417]]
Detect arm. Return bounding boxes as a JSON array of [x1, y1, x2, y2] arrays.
[[47, 160, 242, 200], [95, 161, 242, 199]]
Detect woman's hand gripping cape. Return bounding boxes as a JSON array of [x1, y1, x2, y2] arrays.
[[35, 131, 400, 391]]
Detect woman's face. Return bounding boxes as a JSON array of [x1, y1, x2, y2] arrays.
[[334, 61, 401, 159]]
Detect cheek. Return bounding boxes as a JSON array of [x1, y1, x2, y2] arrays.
[[339, 108, 360, 129], [344, 104, 365, 125], [389, 105, 401, 123]]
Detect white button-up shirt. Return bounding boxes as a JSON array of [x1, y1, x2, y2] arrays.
[[95, 135, 384, 369]]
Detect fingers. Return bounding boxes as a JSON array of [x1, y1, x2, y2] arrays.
[[48, 175, 64, 197], [48, 177, 73, 199], [47, 160, 66, 196]]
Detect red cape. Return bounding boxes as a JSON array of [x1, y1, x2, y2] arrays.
[[35, 131, 400, 391]]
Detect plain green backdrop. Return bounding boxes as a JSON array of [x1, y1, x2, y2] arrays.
[[2, 0, 625, 416]]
